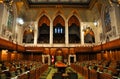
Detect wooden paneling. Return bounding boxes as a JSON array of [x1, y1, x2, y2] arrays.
[[0, 37, 119, 54], [25, 46, 44, 52], [0, 38, 25, 52], [0, 50, 23, 61], [75, 47, 92, 53], [93, 39, 120, 52]]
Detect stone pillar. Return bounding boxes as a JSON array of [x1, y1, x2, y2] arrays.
[[48, 55, 51, 65], [50, 22, 53, 46], [42, 55, 45, 64], [0, 4, 4, 35], [81, 22, 84, 45], [34, 22, 38, 45], [74, 55, 76, 62], [65, 20, 69, 46], [68, 55, 70, 65]]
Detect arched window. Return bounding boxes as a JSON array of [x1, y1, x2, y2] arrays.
[[54, 27, 63, 34], [38, 23, 50, 43], [7, 11, 14, 32], [84, 28, 95, 43], [68, 15, 80, 43], [37, 15, 50, 43], [53, 15, 65, 43], [104, 6, 111, 32]]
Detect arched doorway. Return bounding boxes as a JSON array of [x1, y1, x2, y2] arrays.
[[42, 54, 51, 65], [68, 55, 76, 65]]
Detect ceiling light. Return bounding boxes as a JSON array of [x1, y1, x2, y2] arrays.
[[94, 21, 98, 26], [0, 0, 3, 3], [16, 18, 24, 25]]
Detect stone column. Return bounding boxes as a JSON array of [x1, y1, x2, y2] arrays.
[[65, 20, 69, 46], [74, 55, 76, 62], [50, 22, 53, 46], [81, 22, 84, 45], [0, 4, 4, 35], [48, 55, 51, 65], [42, 55, 45, 64], [68, 55, 70, 65], [34, 22, 38, 45]]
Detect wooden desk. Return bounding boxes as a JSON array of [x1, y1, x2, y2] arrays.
[[55, 61, 67, 73]]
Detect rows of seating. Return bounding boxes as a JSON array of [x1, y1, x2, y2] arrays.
[[71, 60, 120, 79], [0, 60, 48, 79], [52, 72, 78, 79], [39, 67, 51, 79]]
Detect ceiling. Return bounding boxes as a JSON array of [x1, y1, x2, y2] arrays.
[[14, 0, 97, 22], [25, 0, 91, 8]]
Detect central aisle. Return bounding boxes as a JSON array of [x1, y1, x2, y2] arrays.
[[46, 67, 57, 79], [46, 66, 84, 79]]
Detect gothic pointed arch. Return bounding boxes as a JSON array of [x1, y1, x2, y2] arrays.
[[53, 15, 65, 27], [84, 28, 95, 43], [23, 29, 34, 43], [53, 15, 65, 43], [68, 15, 80, 43], [38, 15, 50, 27], [38, 15, 50, 43], [68, 15, 80, 27]]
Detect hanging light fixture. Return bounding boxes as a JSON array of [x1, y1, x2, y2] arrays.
[[16, 18, 24, 25]]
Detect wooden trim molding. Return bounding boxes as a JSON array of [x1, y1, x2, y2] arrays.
[[93, 39, 120, 52], [0, 38, 25, 52], [0, 37, 119, 53]]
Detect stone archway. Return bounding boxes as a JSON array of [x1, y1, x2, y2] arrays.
[[68, 55, 76, 65], [42, 54, 51, 65]]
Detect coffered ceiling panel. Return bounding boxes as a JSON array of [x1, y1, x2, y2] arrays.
[[25, 0, 95, 8]]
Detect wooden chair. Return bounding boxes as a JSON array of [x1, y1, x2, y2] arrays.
[[0, 73, 7, 79], [28, 70, 36, 79], [83, 67, 89, 79], [89, 69, 98, 79], [98, 72, 113, 79], [17, 73, 29, 79]]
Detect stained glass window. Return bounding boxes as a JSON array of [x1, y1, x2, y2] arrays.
[[7, 11, 14, 32], [54, 27, 63, 34], [104, 7, 111, 32]]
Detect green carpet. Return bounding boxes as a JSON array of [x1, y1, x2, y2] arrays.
[[46, 66, 84, 79]]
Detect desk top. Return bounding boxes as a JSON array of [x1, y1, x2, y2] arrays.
[[55, 61, 67, 67]]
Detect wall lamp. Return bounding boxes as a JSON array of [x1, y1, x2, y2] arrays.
[[94, 20, 98, 27]]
